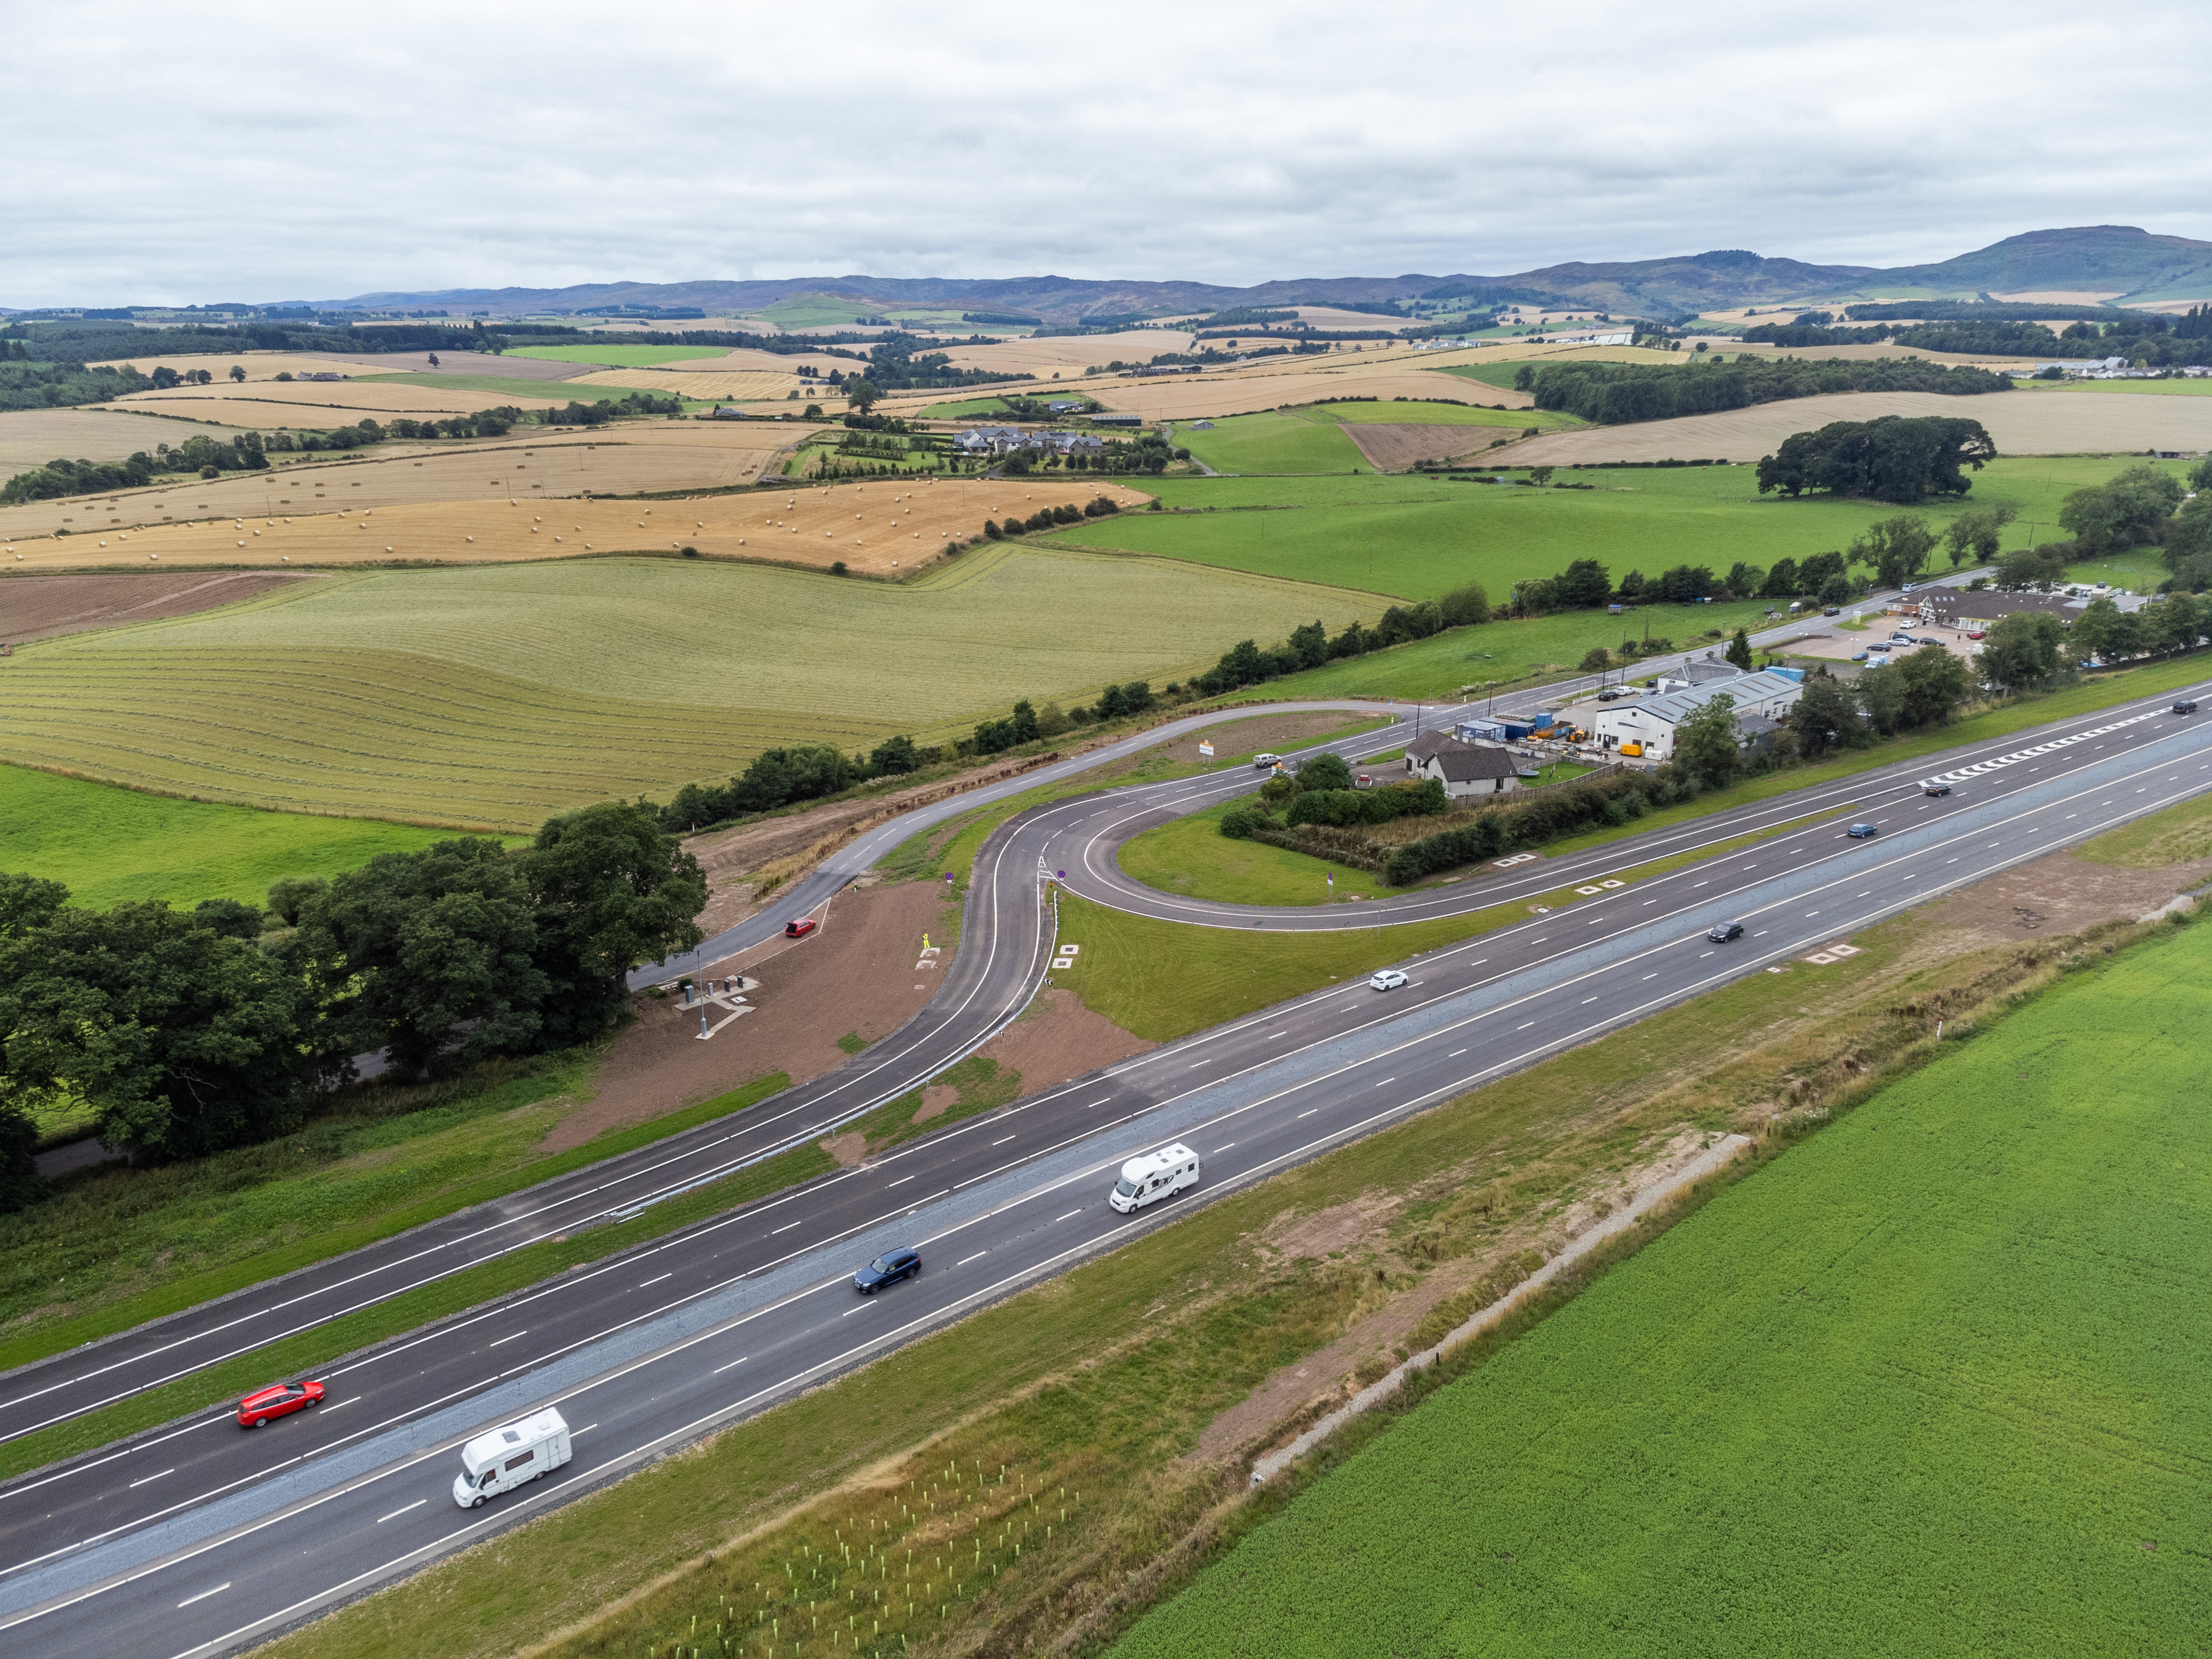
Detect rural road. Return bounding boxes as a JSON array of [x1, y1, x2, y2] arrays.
[[3, 667, 2206, 1657]]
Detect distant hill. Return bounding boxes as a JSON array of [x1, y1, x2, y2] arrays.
[[273, 226, 2212, 324]]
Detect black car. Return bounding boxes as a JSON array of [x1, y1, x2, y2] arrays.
[[1708, 921, 1744, 942], [2176, 700, 2200, 715], [854, 1247, 921, 1293], [1924, 784, 1952, 797]]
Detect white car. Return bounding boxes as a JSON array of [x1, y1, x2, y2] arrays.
[[1251, 752, 1282, 770], [1369, 969, 1408, 992]]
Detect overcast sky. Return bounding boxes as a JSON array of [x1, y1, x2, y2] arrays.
[[12, 0, 2211, 306]]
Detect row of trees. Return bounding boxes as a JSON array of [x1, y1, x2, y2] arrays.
[[1220, 751, 1447, 840], [0, 804, 706, 1205], [1519, 357, 2011, 426], [982, 497, 1120, 539], [1192, 587, 1491, 696], [1744, 308, 2212, 367], [658, 739, 924, 832]]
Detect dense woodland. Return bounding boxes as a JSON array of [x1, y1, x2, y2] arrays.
[[1743, 306, 2212, 364], [0, 804, 707, 1206], [1520, 355, 2011, 423]]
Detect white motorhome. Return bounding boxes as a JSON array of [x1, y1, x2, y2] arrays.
[[452, 1407, 571, 1508], [1109, 1144, 1200, 1213]]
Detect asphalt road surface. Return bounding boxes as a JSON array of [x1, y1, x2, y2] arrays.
[[3, 675, 2205, 1656]]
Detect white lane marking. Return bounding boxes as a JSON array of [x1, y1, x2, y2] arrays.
[[1517, 1021, 1535, 1030], [1448, 1048, 1467, 1057], [1214, 1143, 1235, 1153], [375, 1500, 426, 1525], [956, 1251, 988, 1266], [487, 1331, 527, 1347], [128, 1468, 175, 1489], [178, 1583, 231, 1608], [991, 1136, 1015, 1146], [1297, 1109, 1318, 1118], [637, 1274, 672, 1290], [322, 1396, 360, 1412], [842, 1300, 878, 1317], [771, 1220, 802, 1235], [713, 1353, 750, 1374], [886, 1176, 915, 1188]]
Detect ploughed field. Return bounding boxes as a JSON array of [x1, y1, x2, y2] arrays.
[[0, 548, 1375, 829], [1113, 920, 2212, 1658]]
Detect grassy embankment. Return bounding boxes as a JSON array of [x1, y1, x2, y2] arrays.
[[1108, 648, 2212, 914], [252, 827, 2207, 1659], [1056, 456, 2180, 605], [1115, 915, 2212, 1657], [0, 1071, 799, 1484]]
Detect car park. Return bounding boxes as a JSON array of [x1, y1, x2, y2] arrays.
[[1924, 783, 1953, 797], [853, 1246, 921, 1293], [237, 1378, 324, 1428], [784, 917, 818, 939], [1847, 822, 1879, 838], [1708, 921, 1744, 942], [2176, 700, 2200, 715], [1369, 968, 1408, 991]]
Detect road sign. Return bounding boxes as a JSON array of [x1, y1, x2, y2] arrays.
[[1198, 740, 1214, 758]]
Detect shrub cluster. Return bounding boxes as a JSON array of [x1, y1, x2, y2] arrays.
[[1195, 586, 1489, 694], [1381, 769, 1693, 885]]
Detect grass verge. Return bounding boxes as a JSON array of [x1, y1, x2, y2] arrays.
[[250, 841, 2194, 1659], [0, 1069, 787, 1378]]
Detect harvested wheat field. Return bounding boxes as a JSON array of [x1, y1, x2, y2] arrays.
[[0, 422, 808, 542], [0, 408, 262, 474], [564, 367, 804, 402], [0, 568, 317, 644], [3, 474, 1154, 576], [1341, 425, 1519, 469], [1505, 389, 2212, 468], [926, 332, 1198, 375], [1074, 358, 1538, 420], [107, 381, 578, 424], [635, 347, 869, 377]]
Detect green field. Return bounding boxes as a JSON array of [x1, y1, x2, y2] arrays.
[[2019, 375, 2212, 395], [1058, 457, 2180, 604], [0, 550, 1376, 828], [0, 763, 466, 909], [505, 344, 719, 367], [1115, 920, 2212, 1658], [918, 396, 1013, 418], [1115, 799, 1375, 906], [1173, 410, 1370, 474], [1433, 360, 1534, 390]]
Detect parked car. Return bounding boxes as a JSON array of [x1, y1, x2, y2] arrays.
[[237, 1378, 325, 1429], [1866, 642, 1892, 653], [784, 917, 818, 939], [1708, 921, 1744, 942], [1846, 822, 1879, 838], [1251, 753, 1282, 770], [1597, 687, 1626, 702], [1851, 651, 1870, 662], [1924, 783, 1953, 797], [2176, 700, 2200, 715], [853, 1247, 921, 1293], [1369, 968, 1409, 991]]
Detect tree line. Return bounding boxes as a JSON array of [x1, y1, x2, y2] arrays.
[[0, 804, 706, 1209], [1743, 309, 2212, 367], [1519, 356, 2012, 425], [1192, 587, 1490, 695]]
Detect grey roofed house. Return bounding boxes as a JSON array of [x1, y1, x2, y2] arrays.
[[1402, 729, 1469, 769], [1047, 400, 1084, 413], [1921, 591, 2079, 628], [1417, 743, 1521, 797]]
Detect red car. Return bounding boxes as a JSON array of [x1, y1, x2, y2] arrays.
[[237, 1378, 325, 1428], [784, 917, 818, 939]]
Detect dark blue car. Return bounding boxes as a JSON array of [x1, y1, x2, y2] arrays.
[[854, 1247, 921, 1294]]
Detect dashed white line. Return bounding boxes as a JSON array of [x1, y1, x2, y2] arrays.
[[375, 1500, 427, 1525], [991, 1136, 1015, 1146], [956, 1251, 988, 1266], [637, 1274, 671, 1290], [1297, 1108, 1318, 1118], [128, 1468, 174, 1489], [885, 1175, 915, 1188], [1053, 1208, 1084, 1223], [487, 1331, 528, 1347], [178, 1583, 231, 1608]]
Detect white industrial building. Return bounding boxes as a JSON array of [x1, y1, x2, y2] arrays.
[[1592, 669, 1805, 761]]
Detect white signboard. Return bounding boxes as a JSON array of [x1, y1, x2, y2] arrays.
[[1198, 741, 1214, 758]]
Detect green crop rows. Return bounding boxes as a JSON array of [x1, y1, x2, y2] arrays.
[[0, 552, 1373, 828], [1115, 920, 2212, 1658]]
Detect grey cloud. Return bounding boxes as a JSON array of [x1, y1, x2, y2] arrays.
[[6, 0, 2210, 305]]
